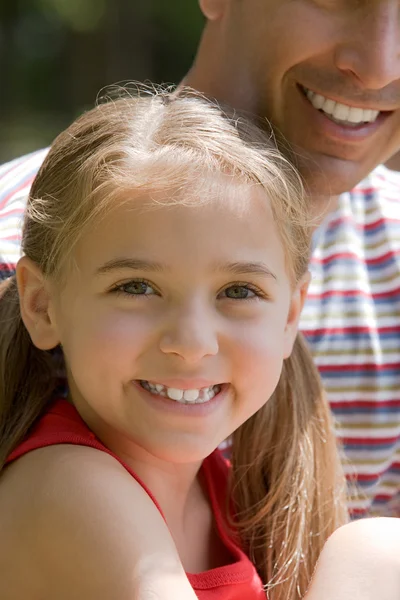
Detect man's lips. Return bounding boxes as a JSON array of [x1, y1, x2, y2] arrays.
[[299, 85, 389, 123], [296, 83, 392, 144], [297, 82, 399, 112]]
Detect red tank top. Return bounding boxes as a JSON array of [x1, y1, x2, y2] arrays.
[[6, 399, 266, 599]]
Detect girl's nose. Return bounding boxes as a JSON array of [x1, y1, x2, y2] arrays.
[[159, 302, 219, 364]]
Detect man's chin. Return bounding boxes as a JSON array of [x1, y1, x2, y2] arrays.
[[297, 154, 375, 198]]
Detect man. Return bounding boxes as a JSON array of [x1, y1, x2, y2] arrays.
[[1, 0, 400, 517]]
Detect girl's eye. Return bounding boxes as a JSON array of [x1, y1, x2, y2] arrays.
[[220, 285, 258, 300], [113, 280, 156, 296]]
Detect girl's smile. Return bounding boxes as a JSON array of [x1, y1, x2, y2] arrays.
[[133, 379, 229, 417], [138, 380, 223, 404]]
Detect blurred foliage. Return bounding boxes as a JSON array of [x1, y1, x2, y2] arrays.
[[0, 0, 204, 161], [37, 0, 108, 32]]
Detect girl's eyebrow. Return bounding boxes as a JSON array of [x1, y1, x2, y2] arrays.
[[214, 261, 278, 281], [95, 258, 277, 281], [95, 258, 168, 275]]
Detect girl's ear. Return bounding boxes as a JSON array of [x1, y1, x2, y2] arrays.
[[283, 271, 311, 359], [199, 0, 230, 20], [16, 256, 60, 350]]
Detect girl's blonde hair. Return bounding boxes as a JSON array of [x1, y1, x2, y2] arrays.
[[0, 86, 347, 599]]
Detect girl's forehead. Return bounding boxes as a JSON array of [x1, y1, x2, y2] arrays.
[[101, 178, 275, 236], [111, 172, 275, 223], [71, 183, 285, 277]]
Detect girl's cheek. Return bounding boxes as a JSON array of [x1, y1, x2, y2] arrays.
[[231, 315, 287, 353], [68, 313, 155, 365]]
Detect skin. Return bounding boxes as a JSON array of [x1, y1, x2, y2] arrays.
[[385, 149, 400, 170], [1, 176, 306, 597], [185, 0, 400, 199]]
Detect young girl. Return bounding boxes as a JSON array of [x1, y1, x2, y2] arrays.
[[0, 89, 398, 600]]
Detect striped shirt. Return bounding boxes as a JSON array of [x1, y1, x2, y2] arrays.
[[1, 150, 400, 517], [301, 167, 400, 517]]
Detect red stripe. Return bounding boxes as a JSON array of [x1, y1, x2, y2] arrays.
[[354, 473, 384, 482], [319, 362, 400, 373], [351, 470, 400, 482], [311, 250, 399, 266], [351, 185, 375, 194], [1, 234, 22, 242], [363, 217, 385, 230], [306, 288, 400, 300], [0, 262, 16, 272], [341, 436, 399, 445], [374, 494, 394, 502], [350, 508, 369, 516], [302, 325, 400, 336], [331, 400, 400, 409]]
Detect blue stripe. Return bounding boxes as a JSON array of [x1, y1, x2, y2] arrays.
[[305, 331, 400, 343], [0, 267, 16, 281], [357, 479, 382, 489], [349, 189, 375, 203], [344, 441, 398, 450], [332, 407, 400, 415], [321, 369, 400, 378], [323, 221, 399, 240], [305, 295, 398, 306]]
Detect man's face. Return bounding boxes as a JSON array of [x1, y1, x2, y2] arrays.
[[200, 0, 400, 195]]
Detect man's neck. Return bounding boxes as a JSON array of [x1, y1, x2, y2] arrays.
[[309, 195, 340, 231]]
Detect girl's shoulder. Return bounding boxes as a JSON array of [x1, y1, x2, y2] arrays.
[[5, 398, 163, 511], [0, 405, 197, 599]]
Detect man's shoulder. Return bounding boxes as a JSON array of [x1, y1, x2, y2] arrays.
[[0, 148, 49, 202], [0, 149, 49, 273]]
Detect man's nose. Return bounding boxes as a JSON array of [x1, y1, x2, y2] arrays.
[[159, 301, 219, 364], [334, 1, 400, 91]]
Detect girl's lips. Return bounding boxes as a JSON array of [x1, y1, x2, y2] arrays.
[[131, 380, 229, 416], [138, 378, 224, 390]]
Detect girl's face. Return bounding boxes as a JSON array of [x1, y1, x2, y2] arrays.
[[43, 177, 308, 464]]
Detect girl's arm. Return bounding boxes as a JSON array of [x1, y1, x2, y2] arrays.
[[304, 518, 400, 600], [0, 444, 198, 600]]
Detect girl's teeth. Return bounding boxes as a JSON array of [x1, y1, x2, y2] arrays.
[[183, 389, 201, 402], [167, 387, 184, 401], [140, 381, 220, 404]]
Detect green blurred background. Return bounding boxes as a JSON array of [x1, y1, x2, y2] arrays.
[[0, 0, 204, 162]]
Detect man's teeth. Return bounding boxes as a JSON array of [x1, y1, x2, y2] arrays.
[[140, 381, 221, 404], [304, 88, 379, 125]]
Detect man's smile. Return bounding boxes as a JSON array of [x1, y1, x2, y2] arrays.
[[301, 85, 381, 127]]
